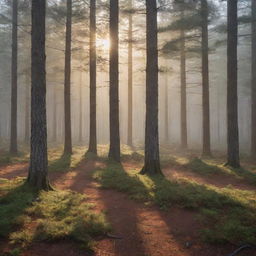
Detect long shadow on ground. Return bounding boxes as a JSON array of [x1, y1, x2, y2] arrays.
[[66, 159, 148, 256]]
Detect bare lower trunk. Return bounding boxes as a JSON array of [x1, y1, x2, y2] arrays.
[[251, 0, 256, 159], [141, 0, 162, 176], [227, 0, 240, 167], [64, 0, 72, 155], [108, 0, 120, 162], [24, 74, 30, 144], [88, 0, 97, 154], [127, 0, 133, 147], [180, 19, 187, 150], [201, 0, 211, 156], [28, 0, 50, 190], [79, 72, 83, 142], [10, 0, 18, 155], [52, 86, 57, 142], [164, 70, 169, 142]]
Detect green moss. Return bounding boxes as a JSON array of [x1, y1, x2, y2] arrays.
[[0, 151, 29, 166], [48, 147, 86, 172], [0, 178, 37, 237], [0, 178, 110, 251], [93, 162, 256, 245]]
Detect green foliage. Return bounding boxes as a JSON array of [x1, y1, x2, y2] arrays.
[[0, 152, 29, 166], [159, 12, 202, 32], [94, 163, 256, 245], [25, 190, 111, 248], [164, 156, 256, 185], [0, 178, 37, 237], [48, 147, 85, 172], [0, 178, 110, 251], [8, 248, 22, 256]]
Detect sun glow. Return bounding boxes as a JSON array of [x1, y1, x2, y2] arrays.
[[96, 38, 110, 50]]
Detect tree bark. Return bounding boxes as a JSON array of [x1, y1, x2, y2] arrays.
[[140, 0, 162, 175], [52, 86, 57, 142], [227, 0, 240, 168], [64, 0, 72, 155], [24, 74, 30, 144], [164, 69, 169, 142], [28, 0, 50, 190], [79, 71, 83, 143], [251, 0, 256, 159], [108, 0, 120, 162], [127, 0, 133, 147], [10, 0, 18, 155], [180, 13, 187, 150], [201, 0, 211, 156], [88, 0, 97, 154]]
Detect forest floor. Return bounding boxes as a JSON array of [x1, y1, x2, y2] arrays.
[[0, 145, 256, 256]]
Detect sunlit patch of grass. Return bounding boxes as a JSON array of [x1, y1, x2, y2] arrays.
[[0, 178, 37, 237], [0, 178, 111, 252], [48, 146, 86, 172], [96, 144, 144, 162], [0, 151, 30, 166], [162, 154, 256, 185], [93, 162, 256, 245]]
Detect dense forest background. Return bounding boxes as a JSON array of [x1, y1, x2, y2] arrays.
[[0, 1, 256, 255], [0, 0, 253, 153]]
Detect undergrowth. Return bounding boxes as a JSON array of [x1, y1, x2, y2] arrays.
[[93, 162, 256, 245], [164, 155, 256, 185], [0, 178, 110, 253]]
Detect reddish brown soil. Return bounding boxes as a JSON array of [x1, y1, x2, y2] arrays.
[[124, 161, 256, 190], [164, 168, 256, 191], [0, 160, 256, 256], [0, 163, 27, 179]]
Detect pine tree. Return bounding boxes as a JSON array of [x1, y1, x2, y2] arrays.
[[251, 0, 256, 159], [127, 0, 133, 147], [88, 0, 97, 154], [180, 9, 187, 149], [201, 0, 211, 156], [10, 0, 18, 155], [227, 0, 240, 167], [141, 0, 162, 175], [28, 0, 50, 190], [64, 0, 73, 155], [108, 0, 120, 162]]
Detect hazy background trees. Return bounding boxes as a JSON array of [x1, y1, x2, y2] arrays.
[[0, 0, 254, 160]]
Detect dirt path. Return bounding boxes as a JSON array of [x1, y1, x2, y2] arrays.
[[123, 161, 256, 191], [0, 163, 28, 179], [0, 160, 255, 256]]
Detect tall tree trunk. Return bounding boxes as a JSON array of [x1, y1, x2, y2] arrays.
[[201, 0, 211, 156], [251, 0, 256, 159], [127, 0, 133, 147], [180, 14, 187, 150], [108, 0, 120, 162], [28, 0, 50, 190], [165, 70, 169, 142], [64, 0, 72, 155], [79, 71, 83, 143], [227, 0, 240, 168], [88, 0, 97, 154], [52, 86, 57, 142], [10, 0, 18, 155], [24, 74, 30, 144], [140, 0, 162, 175]]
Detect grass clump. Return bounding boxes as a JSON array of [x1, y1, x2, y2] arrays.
[[93, 163, 256, 245], [0, 178, 110, 252], [0, 152, 29, 166], [164, 155, 256, 186], [0, 178, 36, 237], [48, 146, 86, 172], [93, 163, 151, 201]]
